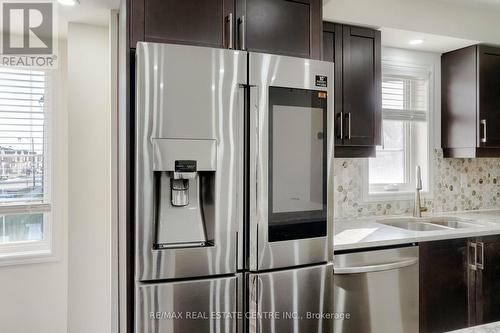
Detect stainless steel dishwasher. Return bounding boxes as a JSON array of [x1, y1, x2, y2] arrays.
[[334, 245, 419, 333]]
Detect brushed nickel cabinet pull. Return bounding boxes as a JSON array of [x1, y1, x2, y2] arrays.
[[345, 112, 352, 140], [470, 242, 477, 271], [481, 119, 487, 143], [239, 16, 246, 50], [337, 112, 343, 139], [225, 13, 233, 49], [477, 242, 484, 270]]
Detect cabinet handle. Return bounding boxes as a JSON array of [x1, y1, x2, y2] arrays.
[[225, 13, 233, 49], [470, 242, 477, 271], [337, 112, 343, 139], [481, 119, 487, 143], [238, 16, 246, 50], [345, 112, 352, 140], [477, 242, 484, 270]]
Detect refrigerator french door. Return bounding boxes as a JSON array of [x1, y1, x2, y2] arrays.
[[246, 53, 334, 332], [134, 43, 334, 333], [134, 42, 246, 332]]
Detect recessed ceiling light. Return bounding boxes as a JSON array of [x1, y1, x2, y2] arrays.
[[409, 39, 424, 45], [58, 0, 80, 6]]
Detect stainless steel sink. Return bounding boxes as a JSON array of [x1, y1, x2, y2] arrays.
[[381, 220, 449, 231], [378, 217, 481, 231], [425, 218, 478, 229]]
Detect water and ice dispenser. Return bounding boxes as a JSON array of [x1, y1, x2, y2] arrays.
[[152, 139, 216, 249]]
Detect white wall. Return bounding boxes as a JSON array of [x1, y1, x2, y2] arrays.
[[67, 23, 111, 333], [0, 41, 69, 333], [323, 0, 500, 44]]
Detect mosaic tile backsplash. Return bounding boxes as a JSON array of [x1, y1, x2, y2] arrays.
[[333, 149, 500, 219]]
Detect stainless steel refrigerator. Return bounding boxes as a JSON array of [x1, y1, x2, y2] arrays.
[[135, 42, 334, 333]]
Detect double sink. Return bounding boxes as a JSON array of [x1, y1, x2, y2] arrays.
[[378, 217, 482, 232]]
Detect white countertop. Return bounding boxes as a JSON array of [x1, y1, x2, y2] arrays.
[[448, 321, 500, 332], [334, 210, 500, 251]]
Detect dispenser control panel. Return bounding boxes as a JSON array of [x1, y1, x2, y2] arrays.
[[175, 160, 197, 173]]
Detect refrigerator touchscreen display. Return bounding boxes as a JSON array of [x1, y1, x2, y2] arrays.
[[268, 87, 327, 242]]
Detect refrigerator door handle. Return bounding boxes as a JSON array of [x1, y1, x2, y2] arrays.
[[248, 85, 260, 270], [249, 275, 259, 333], [237, 84, 246, 270]]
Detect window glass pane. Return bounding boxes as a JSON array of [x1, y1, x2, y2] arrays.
[[411, 121, 429, 191], [369, 120, 405, 185], [381, 120, 404, 150], [0, 213, 43, 244], [0, 68, 46, 204]]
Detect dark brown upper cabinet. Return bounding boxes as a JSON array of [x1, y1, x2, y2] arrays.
[[442, 45, 500, 157], [130, 0, 234, 49], [322, 22, 382, 158], [235, 0, 322, 59], [129, 0, 322, 60]]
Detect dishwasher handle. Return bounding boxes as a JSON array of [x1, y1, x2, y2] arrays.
[[334, 257, 418, 274]]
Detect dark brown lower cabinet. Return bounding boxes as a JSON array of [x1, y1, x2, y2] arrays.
[[420, 235, 500, 332], [419, 239, 470, 333], [473, 235, 500, 325]]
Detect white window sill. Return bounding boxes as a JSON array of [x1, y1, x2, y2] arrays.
[[0, 241, 56, 267], [364, 190, 432, 203], [0, 251, 57, 267]]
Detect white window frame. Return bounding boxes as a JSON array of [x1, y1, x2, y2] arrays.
[[363, 60, 435, 202], [0, 68, 54, 265]]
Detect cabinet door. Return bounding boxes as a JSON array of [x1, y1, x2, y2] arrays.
[[479, 46, 500, 147], [342, 25, 381, 146], [136, 0, 234, 49], [322, 23, 335, 62], [322, 23, 343, 147], [419, 239, 470, 333], [475, 235, 500, 324], [237, 0, 321, 59]]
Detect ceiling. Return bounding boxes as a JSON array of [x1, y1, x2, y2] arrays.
[[380, 27, 478, 53], [57, 0, 493, 53], [439, 0, 500, 8], [57, 0, 120, 37], [323, 0, 500, 47]]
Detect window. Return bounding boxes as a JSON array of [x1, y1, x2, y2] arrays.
[[368, 63, 431, 196], [0, 67, 52, 261]]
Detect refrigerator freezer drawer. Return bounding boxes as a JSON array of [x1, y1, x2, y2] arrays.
[[248, 263, 333, 333], [136, 276, 238, 333]]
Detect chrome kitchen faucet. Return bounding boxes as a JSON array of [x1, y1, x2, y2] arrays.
[[414, 165, 428, 218]]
